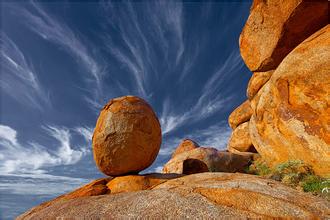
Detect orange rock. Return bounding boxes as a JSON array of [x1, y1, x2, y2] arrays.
[[227, 122, 255, 153], [92, 96, 162, 176], [228, 100, 252, 129], [18, 173, 330, 219], [106, 173, 183, 194], [249, 25, 330, 177], [239, 0, 328, 71], [247, 70, 273, 100], [19, 177, 112, 218], [171, 139, 199, 158], [163, 147, 252, 174], [227, 147, 260, 161]]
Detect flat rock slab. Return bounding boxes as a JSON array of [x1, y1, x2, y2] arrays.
[[17, 173, 330, 219]]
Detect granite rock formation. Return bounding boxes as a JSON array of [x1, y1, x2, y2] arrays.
[[239, 0, 328, 72], [92, 96, 162, 176], [249, 25, 330, 176], [17, 173, 330, 219], [163, 142, 253, 174]]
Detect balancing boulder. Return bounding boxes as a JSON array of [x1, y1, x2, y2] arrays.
[[92, 96, 162, 176]]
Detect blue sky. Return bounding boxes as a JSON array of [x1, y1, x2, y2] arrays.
[[0, 1, 252, 219]]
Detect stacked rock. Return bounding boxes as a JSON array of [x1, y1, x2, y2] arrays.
[[163, 139, 253, 174], [92, 96, 162, 176], [226, 0, 329, 177]]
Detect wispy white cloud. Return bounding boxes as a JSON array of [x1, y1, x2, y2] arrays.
[[159, 122, 231, 156], [0, 33, 50, 110], [0, 173, 88, 195], [101, 1, 184, 98], [14, 2, 106, 109], [160, 51, 243, 135], [0, 124, 91, 175], [74, 126, 94, 142]]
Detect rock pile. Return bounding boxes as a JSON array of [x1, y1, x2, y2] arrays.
[[227, 0, 329, 177], [163, 139, 253, 174]]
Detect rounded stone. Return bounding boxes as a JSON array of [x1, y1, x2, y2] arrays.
[[92, 96, 162, 176]]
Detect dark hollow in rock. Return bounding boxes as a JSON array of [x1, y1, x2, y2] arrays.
[[182, 159, 209, 175]]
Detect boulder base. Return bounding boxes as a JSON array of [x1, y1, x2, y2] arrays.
[[17, 173, 330, 219]]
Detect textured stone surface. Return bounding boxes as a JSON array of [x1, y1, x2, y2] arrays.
[[249, 25, 330, 177], [228, 100, 253, 129], [239, 0, 328, 71], [92, 96, 162, 176], [172, 139, 199, 158], [16, 177, 112, 218], [162, 147, 252, 174], [18, 173, 330, 219], [227, 122, 255, 153], [106, 173, 183, 194], [247, 70, 273, 100], [227, 147, 260, 161]]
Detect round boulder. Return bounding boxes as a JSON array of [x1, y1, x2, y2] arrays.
[[92, 96, 162, 176]]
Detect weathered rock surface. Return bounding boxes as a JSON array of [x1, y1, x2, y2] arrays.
[[227, 122, 255, 153], [92, 96, 162, 176], [228, 100, 253, 129], [106, 173, 183, 194], [171, 138, 199, 158], [249, 25, 330, 177], [17, 173, 330, 219], [163, 147, 252, 174], [227, 147, 260, 161], [17, 177, 112, 218], [247, 70, 273, 100], [239, 0, 328, 72]]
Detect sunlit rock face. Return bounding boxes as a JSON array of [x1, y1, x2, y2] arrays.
[[249, 25, 330, 177], [246, 70, 273, 100], [17, 173, 330, 219], [228, 100, 252, 129], [171, 139, 199, 158], [163, 140, 253, 174], [227, 0, 329, 177], [239, 0, 328, 72], [92, 96, 162, 176], [227, 122, 255, 153]]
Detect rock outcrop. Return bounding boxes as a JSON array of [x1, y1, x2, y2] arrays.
[[249, 25, 330, 176], [163, 144, 253, 174], [106, 173, 183, 194], [227, 122, 255, 153], [17, 173, 330, 219], [171, 139, 199, 158], [239, 0, 328, 72], [92, 96, 162, 176], [227, 0, 329, 177], [228, 100, 253, 129], [246, 70, 273, 100]]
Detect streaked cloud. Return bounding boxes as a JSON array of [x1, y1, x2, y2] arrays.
[[0, 173, 88, 195], [0, 33, 50, 110], [159, 121, 231, 156], [160, 50, 243, 135], [13, 2, 106, 109], [0, 124, 91, 175], [101, 1, 184, 98], [74, 126, 94, 142]]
